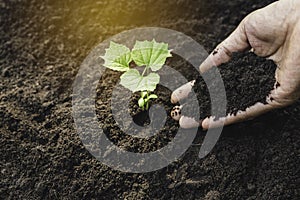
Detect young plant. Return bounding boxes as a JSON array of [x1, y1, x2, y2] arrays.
[[101, 39, 172, 110], [138, 91, 158, 110]]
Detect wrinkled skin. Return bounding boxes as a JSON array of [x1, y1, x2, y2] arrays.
[[173, 0, 300, 130]]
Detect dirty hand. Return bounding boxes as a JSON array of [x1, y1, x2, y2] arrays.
[[171, 0, 300, 129]]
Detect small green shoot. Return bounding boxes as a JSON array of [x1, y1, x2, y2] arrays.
[[138, 91, 158, 110], [101, 39, 172, 110]]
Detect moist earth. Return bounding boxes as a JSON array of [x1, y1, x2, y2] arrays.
[[182, 52, 277, 120], [1, 0, 299, 199]]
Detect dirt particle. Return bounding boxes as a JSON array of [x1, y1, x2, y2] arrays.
[[1, 67, 11, 77], [275, 81, 280, 88], [204, 190, 220, 200]]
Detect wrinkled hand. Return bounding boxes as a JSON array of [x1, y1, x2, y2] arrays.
[[171, 0, 300, 129]]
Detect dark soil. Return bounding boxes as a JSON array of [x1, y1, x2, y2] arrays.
[[188, 52, 277, 119], [1, 0, 299, 199], [217, 52, 276, 114]]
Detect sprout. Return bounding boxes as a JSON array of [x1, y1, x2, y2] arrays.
[[101, 40, 172, 110]]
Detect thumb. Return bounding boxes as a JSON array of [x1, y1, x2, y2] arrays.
[[201, 102, 275, 130]]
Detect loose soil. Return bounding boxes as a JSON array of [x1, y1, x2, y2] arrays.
[[1, 0, 299, 199]]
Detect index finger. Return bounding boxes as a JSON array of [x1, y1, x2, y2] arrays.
[[200, 18, 251, 73]]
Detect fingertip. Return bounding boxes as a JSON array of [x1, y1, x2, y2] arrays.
[[179, 116, 201, 129], [201, 117, 210, 130], [171, 80, 195, 103], [170, 105, 182, 121], [199, 55, 215, 74], [170, 93, 178, 104], [199, 46, 229, 74], [201, 116, 227, 129]]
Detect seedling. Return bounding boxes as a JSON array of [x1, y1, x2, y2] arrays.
[[101, 39, 172, 110], [138, 91, 158, 110]]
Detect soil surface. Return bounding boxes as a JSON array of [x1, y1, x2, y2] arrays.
[[190, 52, 277, 119], [1, 0, 299, 199]]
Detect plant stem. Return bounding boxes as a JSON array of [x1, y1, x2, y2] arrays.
[[145, 66, 150, 110], [145, 91, 149, 110], [141, 66, 149, 76], [140, 91, 145, 110]]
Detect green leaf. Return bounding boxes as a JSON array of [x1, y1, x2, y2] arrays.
[[138, 98, 145, 107], [146, 94, 158, 101], [100, 41, 132, 71], [140, 91, 148, 98], [131, 39, 172, 71], [120, 69, 160, 92]]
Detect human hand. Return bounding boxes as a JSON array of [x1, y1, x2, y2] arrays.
[[171, 0, 300, 129]]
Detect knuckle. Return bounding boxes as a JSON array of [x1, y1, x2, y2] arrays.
[[269, 88, 298, 107]]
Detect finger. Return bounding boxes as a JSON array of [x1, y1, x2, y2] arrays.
[[271, 20, 300, 104], [171, 80, 195, 104], [170, 105, 183, 121], [199, 18, 251, 74], [170, 105, 201, 129], [201, 102, 275, 130], [179, 116, 201, 129]]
